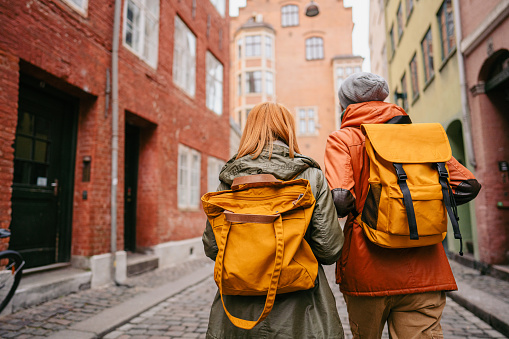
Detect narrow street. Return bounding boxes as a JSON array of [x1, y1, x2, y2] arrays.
[[2, 257, 504, 339]]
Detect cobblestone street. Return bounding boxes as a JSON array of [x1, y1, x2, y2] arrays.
[[102, 265, 506, 339], [0, 258, 507, 338]]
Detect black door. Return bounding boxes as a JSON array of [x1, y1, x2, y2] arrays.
[[124, 123, 140, 252], [10, 76, 77, 269]]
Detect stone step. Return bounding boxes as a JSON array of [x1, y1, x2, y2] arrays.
[[126, 253, 159, 277]]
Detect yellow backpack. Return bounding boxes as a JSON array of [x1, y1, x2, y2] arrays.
[[201, 174, 318, 330], [357, 123, 463, 254]]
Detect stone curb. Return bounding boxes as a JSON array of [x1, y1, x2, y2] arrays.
[[46, 263, 214, 339], [447, 281, 509, 338]]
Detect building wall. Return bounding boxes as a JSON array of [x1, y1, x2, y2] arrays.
[[0, 0, 229, 263], [369, 0, 389, 81], [230, 0, 355, 168], [384, 0, 479, 255], [459, 0, 509, 264]]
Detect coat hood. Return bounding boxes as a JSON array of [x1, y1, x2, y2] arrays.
[[219, 144, 320, 185], [340, 101, 408, 129]]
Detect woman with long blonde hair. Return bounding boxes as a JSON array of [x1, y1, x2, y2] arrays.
[[202, 102, 345, 338]]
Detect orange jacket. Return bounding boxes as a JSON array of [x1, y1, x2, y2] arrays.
[[325, 101, 481, 297]]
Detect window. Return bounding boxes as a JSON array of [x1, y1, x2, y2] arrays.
[[63, 0, 88, 14], [438, 0, 456, 60], [265, 36, 273, 59], [173, 16, 196, 96], [421, 28, 434, 82], [389, 25, 395, 56], [178, 145, 201, 209], [237, 39, 242, 59], [207, 156, 224, 193], [245, 35, 261, 57], [400, 73, 409, 111], [266, 72, 274, 95], [123, 0, 160, 67], [397, 3, 404, 39], [406, 0, 413, 17], [410, 54, 419, 99], [246, 71, 262, 93], [306, 37, 324, 60], [281, 5, 299, 27], [209, 0, 225, 16], [297, 107, 317, 135], [346, 67, 353, 76], [336, 67, 345, 91], [354, 66, 362, 73], [206, 52, 223, 115]]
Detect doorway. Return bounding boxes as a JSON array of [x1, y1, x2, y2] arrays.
[[124, 123, 140, 253], [10, 75, 77, 269]]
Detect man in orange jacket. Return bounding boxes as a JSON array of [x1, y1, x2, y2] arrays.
[[324, 72, 481, 339]]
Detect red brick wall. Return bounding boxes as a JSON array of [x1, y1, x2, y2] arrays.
[[0, 0, 230, 257], [0, 51, 19, 252]]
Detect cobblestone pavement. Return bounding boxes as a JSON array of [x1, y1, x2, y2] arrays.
[[102, 265, 506, 339], [0, 258, 507, 338], [0, 258, 211, 338]]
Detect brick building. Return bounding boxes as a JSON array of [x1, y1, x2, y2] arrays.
[[456, 0, 509, 265], [0, 0, 229, 286], [229, 0, 362, 168]]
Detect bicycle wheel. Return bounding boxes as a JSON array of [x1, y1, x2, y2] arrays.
[[0, 250, 24, 313]]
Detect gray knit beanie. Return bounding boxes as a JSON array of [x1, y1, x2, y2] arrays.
[[338, 72, 389, 109]]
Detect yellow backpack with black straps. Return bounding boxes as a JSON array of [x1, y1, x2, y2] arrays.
[[357, 123, 463, 254], [201, 174, 318, 330]]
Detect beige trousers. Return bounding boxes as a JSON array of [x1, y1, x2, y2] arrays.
[[343, 291, 446, 339]]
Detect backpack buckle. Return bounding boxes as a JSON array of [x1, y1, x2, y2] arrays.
[[393, 163, 407, 180], [436, 162, 449, 179]]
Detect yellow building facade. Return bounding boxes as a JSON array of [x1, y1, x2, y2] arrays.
[[385, 0, 477, 255]]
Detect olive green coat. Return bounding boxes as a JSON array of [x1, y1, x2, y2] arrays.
[[202, 144, 345, 339]]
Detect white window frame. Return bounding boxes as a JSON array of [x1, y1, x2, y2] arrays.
[[173, 16, 196, 97], [207, 156, 224, 193], [305, 37, 324, 60], [122, 0, 160, 68], [62, 0, 88, 15], [206, 51, 224, 115], [245, 35, 261, 57], [281, 5, 299, 27], [178, 145, 201, 209], [209, 0, 226, 16], [265, 36, 273, 59], [246, 71, 262, 93], [265, 72, 274, 95], [296, 107, 318, 136]]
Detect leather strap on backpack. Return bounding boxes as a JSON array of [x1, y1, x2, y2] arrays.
[[393, 163, 419, 240], [437, 162, 463, 256], [215, 214, 284, 330], [231, 174, 280, 191]]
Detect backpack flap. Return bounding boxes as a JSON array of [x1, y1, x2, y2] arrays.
[[359, 123, 462, 252], [361, 123, 452, 164]]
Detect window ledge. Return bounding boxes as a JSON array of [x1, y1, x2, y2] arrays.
[[406, 8, 414, 25], [411, 92, 420, 106], [178, 206, 201, 212], [439, 47, 457, 72], [423, 73, 435, 92]]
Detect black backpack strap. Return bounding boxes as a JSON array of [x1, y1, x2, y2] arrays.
[[393, 163, 419, 240], [436, 162, 463, 256]]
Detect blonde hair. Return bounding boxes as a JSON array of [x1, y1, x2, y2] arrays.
[[236, 102, 300, 159]]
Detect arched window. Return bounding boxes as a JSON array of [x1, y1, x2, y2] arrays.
[[281, 5, 299, 27], [305, 37, 324, 60]]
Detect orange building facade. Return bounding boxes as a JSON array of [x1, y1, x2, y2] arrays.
[[230, 0, 362, 167]]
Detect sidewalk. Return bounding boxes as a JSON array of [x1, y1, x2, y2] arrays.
[[0, 255, 508, 338]]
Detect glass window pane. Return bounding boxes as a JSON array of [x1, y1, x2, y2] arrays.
[[34, 140, 48, 163], [15, 136, 32, 160], [35, 116, 50, 139], [31, 163, 48, 186], [18, 112, 34, 136]]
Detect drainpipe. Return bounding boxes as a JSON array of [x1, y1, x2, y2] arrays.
[[110, 0, 122, 284], [453, 0, 477, 168]]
